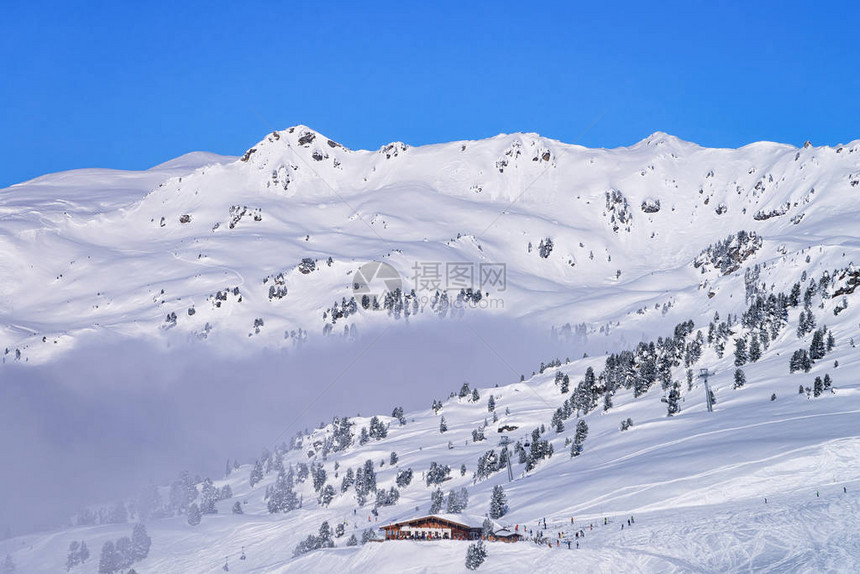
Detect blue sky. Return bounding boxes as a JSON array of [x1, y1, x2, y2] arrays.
[[1, 1, 857, 187]]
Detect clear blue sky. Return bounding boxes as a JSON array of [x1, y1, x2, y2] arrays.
[[1, 1, 858, 187]]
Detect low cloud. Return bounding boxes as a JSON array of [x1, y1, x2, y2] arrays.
[[0, 315, 577, 535]]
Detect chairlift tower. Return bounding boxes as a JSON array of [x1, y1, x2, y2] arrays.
[[698, 368, 715, 412]]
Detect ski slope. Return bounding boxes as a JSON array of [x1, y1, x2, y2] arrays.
[[1, 128, 859, 572]]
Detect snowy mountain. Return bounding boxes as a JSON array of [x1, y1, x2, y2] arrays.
[[3, 126, 859, 364], [2, 128, 860, 573]]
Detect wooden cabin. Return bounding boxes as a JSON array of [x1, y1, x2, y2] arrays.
[[487, 527, 522, 543], [380, 514, 484, 541]]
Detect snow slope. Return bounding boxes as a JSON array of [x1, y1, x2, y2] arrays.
[[1, 128, 860, 572]]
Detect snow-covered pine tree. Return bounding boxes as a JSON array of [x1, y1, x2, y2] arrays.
[[98, 541, 117, 574], [465, 540, 487, 570], [571, 420, 589, 456], [131, 523, 151, 562], [734, 369, 746, 389], [487, 395, 495, 412], [734, 338, 748, 367], [249, 460, 264, 488], [489, 485, 507, 518], [200, 478, 218, 514], [232, 501, 243, 514], [186, 503, 201, 526], [667, 382, 681, 416], [439, 416, 448, 433], [749, 336, 762, 362], [429, 489, 444, 514]]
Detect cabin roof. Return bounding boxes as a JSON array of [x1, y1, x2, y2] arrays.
[[381, 513, 487, 530]]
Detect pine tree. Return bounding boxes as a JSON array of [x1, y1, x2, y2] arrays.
[[810, 328, 826, 360], [666, 383, 681, 416], [813, 376, 823, 398], [115, 537, 133, 570], [471, 388, 480, 402], [429, 489, 444, 514], [487, 395, 495, 412], [551, 408, 564, 433], [249, 460, 264, 488], [489, 485, 507, 518], [571, 420, 589, 456], [186, 503, 201, 526], [346, 534, 358, 547], [734, 338, 748, 367], [749, 336, 762, 362], [200, 478, 218, 514], [439, 416, 448, 433], [66, 541, 81, 571], [824, 373, 832, 390], [131, 523, 151, 562], [318, 522, 334, 548], [465, 540, 488, 570], [232, 501, 243, 514], [734, 368, 746, 389], [459, 382, 471, 398], [98, 542, 117, 574]]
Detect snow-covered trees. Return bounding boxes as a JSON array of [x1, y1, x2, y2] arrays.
[[186, 503, 201, 526], [446, 488, 469, 513], [429, 489, 444, 514], [130, 524, 151, 562], [571, 420, 589, 457], [465, 540, 488, 570], [459, 382, 471, 399], [311, 463, 327, 492], [232, 501, 243, 514], [789, 349, 812, 373], [476, 449, 501, 480], [489, 485, 507, 519], [267, 469, 299, 513], [439, 416, 448, 433], [395, 468, 413, 488], [734, 338, 748, 367], [249, 460, 264, 488], [340, 468, 355, 493], [392, 406, 407, 425], [332, 416, 353, 452], [368, 416, 388, 440], [375, 487, 400, 507], [199, 478, 219, 514], [666, 383, 681, 416], [354, 460, 377, 505], [525, 428, 553, 471], [487, 395, 495, 412], [319, 485, 335, 506], [292, 522, 335, 557], [98, 542, 117, 574], [426, 462, 451, 486], [66, 541, 90, 571], [734, 369, 746, 389]]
